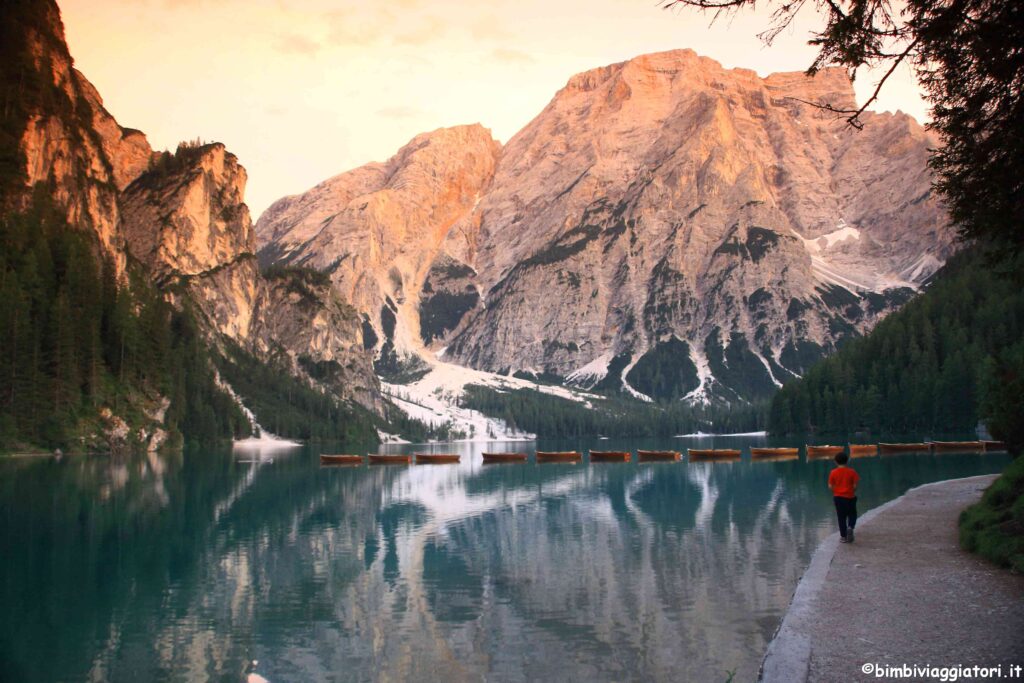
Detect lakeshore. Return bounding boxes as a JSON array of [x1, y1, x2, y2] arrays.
[[0, 442, 1011, 681], [761, 475, 1024, 682]]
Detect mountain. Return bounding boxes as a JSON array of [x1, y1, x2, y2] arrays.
[[257, 50, 952, 405], [0, 0, 955, 447], [0, 0, 383, 451], [768, 246, 1024, 442], [257, 125, 501, 382], [119, 142, 381, 413], [1, 1, 149, 275]]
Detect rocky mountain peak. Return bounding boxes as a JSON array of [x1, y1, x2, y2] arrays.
[[764, 66, 857, 111], [7, 0, 154, 276], [259, 48, 953, 405], [119, 140, 382, 410], [3, 0, 386, 449], [255, 123, 501, 373], [257, 124, 498, 251], [121, 142, 252, 281]]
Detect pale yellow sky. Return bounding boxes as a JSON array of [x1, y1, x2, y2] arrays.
[[60, 0, 929, 220]]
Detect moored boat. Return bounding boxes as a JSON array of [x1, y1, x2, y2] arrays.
[[535, 451, 582, 462], [320, 454, 363, 465], [806, 445, 844, 458], [589, 450, 632, 462], [637, 450, 681, 462], [415, 453, 461, 464], [482, 452, 528, 463], [367, 454, 412, 464], [688, 448, 742, 460], [848, 444, 878, 457], [982, 440, 1008, 451], [750, 447, 799, 457], [929, 440, 984, 451], [878, 442, 930, 453]]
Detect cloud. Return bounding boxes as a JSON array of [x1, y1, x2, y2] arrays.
[[318, 6, 451, 48], [324, 8, 390, 47], [394, 15, 447, 46], [491, 47, 534, 64], [470, 15, 513, 42], [375, 106, 425, 119], [274, 33, 321, 56]]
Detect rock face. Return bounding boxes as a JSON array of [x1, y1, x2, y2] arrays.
[[257, 125, 501, 378], [120, 144, 382, 411], [258, 49, 951, 403], [121, 144, 254, 282], [10, 5, 154, 277], [5, 0, 383, 426]]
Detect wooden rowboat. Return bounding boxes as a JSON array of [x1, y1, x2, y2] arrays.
[[930, 440, 984, 451], [415, 453, 461, 464], [536, 451, 582, 462], [589, 450, 631, 462], [848, 444, 878, 457], [320, 454, 363, 465], [878, 442, 930, 453], [983, 440, 1008, 451], [482, 452, 528, 463], [367, 454, 412, 464], [637, 450, 681, 462], [750, 447, 799, 457], [806, 445, 844, 458], [688, 448, 742, 460]]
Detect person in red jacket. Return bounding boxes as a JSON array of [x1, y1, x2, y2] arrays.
[[828, 452, 860, 543]]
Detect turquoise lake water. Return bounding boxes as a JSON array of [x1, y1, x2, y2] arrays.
[[0, 437, 1010, 682]]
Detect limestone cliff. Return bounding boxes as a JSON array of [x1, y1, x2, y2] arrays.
[[257, 125, 501, 379], [258, 50, 952, 403], [120, 144, 382, 412], [1, 0, 383, 447], [4, 0, 152, 276]]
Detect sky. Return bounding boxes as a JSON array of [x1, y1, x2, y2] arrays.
[[60, 0, 929, 222]]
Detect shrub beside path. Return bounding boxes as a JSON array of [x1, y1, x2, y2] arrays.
[[761, 475, 1024, 682]]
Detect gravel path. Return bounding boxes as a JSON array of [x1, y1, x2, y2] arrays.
[[761, 475, 1024, 682]]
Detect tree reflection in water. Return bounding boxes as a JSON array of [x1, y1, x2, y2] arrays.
[[0, 442, 1009, 682]]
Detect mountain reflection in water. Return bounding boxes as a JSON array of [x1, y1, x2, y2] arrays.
[[0, 440, 1009, 682]]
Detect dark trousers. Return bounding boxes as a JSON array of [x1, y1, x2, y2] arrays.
[[834, 496, 858, 538]]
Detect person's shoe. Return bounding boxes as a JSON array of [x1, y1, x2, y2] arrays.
[[848, 528, 855, 543], [840, 536, 850, 543]]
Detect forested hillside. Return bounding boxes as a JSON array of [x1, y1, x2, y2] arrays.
[[769, 248, 1024, 441], [0, 196, 251, 450], [215, 340, 378, 443], [462, 385, 767, 438]]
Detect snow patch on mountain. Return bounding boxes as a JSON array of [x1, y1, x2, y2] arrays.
[[802, 223, 861, 253], [751, 346, 784, 389], [217, 373, 301, 447], [683, 344, 714, 405], [383, 383, 533, 442], [901, 253, 943, 282], [774, 347, 802, 379], [377, 429, 410, 444], [796, 224, 920, 293], [565, 352, 613, 387], [619, 355, 654, 403], [382, 356, 604, 442]]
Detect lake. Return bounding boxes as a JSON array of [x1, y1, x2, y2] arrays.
[[0, 437, 1010, 682]]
